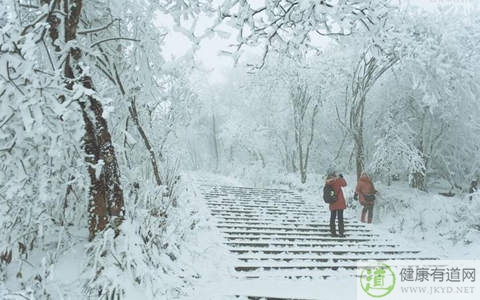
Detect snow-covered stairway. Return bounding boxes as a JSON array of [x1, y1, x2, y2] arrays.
[[200, 184, 432, 282]]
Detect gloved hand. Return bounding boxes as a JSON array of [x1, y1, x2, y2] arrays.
[[353, 192, 358, 200]]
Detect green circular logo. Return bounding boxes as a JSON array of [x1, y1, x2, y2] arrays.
[[360, 262, 396, 298]]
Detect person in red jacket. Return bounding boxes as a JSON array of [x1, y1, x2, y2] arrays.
[[325, 169, 347, 237], [354, 172, 376, 223]]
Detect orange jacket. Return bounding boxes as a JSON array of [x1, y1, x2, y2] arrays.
[[355, 175, 375, 205], [326, 176, 347, 211]]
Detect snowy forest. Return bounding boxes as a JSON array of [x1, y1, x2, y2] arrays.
[[1, 0, 480, 299]]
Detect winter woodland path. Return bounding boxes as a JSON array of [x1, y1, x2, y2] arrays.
[[197, 183, 434, 299]]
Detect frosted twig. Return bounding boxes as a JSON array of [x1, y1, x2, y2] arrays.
[[90, 37, 140, 48], [0, 112, 15, 129], [78, 18, 120, 35]]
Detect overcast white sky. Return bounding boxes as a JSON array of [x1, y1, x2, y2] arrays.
[[157, 0, 478, 84]]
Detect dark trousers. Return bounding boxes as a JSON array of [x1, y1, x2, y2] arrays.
[[330, 209, 344, 235], [361, 206, 373, 223]]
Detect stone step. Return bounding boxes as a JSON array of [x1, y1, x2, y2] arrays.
[[224, 240, 398, 248], [199, 182, 431, 296], [236, 255, 429, 262], [216, 224, 373, 233], [204, 192, 299, 197], [212, 216, 338, 223], [234, 264, 358, 272], [238, 272, 335, 279], [205, 194, 300, 199], [210, 214, 332, 220], [222, 230, 379, 238], [207, 197, 308, 208], [216, 221, 366, 228], [223, 235, 382, 243], [209, 209, 317, 216], [201, 185, 298, 194], [232, 256, 442, 274], [209, 209, 318, 215], [207, 205, 319, 213], [210, 211, 325, 217], [205, 197, 304, 205], [242, 296, 316, 300], [206, 200, 312, 208], [210, 212, 327, 219], [229, 248, 420, 255], [204, 190, 301, 197]]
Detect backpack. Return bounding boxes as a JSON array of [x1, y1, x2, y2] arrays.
[[323, 184, 337, 204]]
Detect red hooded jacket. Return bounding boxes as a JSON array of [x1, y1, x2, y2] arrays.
[[355, 174, 375, 205], [326, 176, 347, 211]]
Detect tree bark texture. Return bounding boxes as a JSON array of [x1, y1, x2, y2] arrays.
[[128, 96, 162, 186], [53, 0, 125, 240], [212, 113, 220, 171]]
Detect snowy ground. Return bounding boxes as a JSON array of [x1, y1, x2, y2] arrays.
[[184, 171, 480, 299], [2, 171, 479, 299], [211, 171, 480, 260]]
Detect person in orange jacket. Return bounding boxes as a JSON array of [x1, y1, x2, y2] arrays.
[[325, 169, 347, 237], [354, 172, 376, 223]]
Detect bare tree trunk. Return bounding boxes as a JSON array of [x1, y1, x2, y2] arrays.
[[112, 63, 163, 186], [411, 142, 426, 191], [340, 53, 398, 180], [295, 126, 306, 183], [128, 97, 162, 186], [291, 151, 297, 173], [291, 83, 319, 184], [258, 152, 266, 168], [354, 98, 366, 180], [212, 113, 219, 171], [123, 116, 131, 169], [355, 132, 365, 180], [303, 103, 319, 183]]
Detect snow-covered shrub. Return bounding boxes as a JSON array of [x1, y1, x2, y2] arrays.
[[369, 112, 425, 185], [373, 182, 480, 258], [0, 11, 88, 282]]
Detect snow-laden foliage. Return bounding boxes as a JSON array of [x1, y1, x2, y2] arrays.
[[216, 0, 394, 65], [1, 0, 203, 299], [369, 112, 425, 185], [366, 8, 480, 189], [0, 0, 89, 273], [2, 0, 480, 299], [189, 53, 345, 180], [193, 6, 480, 192]]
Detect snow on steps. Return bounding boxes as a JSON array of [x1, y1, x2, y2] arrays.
[[199, 184, 434, 299]]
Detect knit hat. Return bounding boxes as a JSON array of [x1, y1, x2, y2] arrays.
[[326, 167, 336, 177]]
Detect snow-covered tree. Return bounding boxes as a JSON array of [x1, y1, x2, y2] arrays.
[[217, 0, 395, 65], [369, 111, 425, 185]]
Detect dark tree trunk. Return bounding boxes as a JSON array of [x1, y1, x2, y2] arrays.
[[354, 95, 366, 181], [355, 131, 365, 180], [411, 171, 426, 191], [345, 55, 398, 181], [59, 0, 124, 240], [112, 63, 162, 187], [212, 113, 219, 171], [128, 97, 162, 186], [411, 143, 426, 191]]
